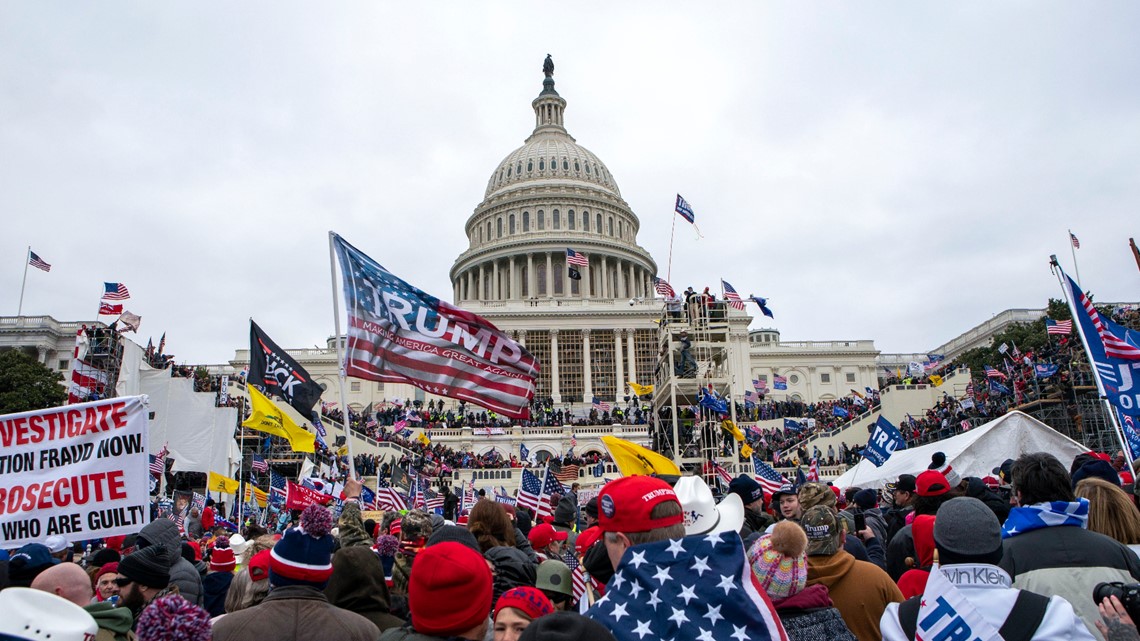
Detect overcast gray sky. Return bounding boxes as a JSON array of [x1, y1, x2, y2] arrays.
[[4, 3, 1138, 363]]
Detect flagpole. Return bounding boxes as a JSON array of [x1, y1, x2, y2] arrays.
[[1068, 229, 1082, 289], [328, 232, 358, 480], [666, 210, 677, 284], [17, 246, 30, 317], [1049, 255, 1134, 478]]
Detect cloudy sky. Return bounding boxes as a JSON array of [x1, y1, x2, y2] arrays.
[[4, 3, 1138, 363]]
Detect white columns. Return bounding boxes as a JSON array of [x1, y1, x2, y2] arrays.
[[600, 256, 608, 298], [508, 256, 516, 300], [628, 263, 635, 299], [626, 328, 637, 385], [614, 329, 625, 403], [478, 264, 485, 300], [493, 260, 500, 299], [562, 253, 570, 297], [527, 253, 535, 298], [550, 330, 561, 403], [582, 330, 592, 403], [546, 253, 553, 297]]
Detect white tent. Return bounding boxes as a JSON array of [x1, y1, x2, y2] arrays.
[[832, 411, 1088, 490], [141, 370, 239, 475]]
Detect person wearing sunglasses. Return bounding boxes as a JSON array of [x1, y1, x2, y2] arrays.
[[114, 545, 173, 629]]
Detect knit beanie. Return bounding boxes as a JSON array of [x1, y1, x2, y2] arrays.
[[518, 611, 618, 641], [269, 504, 336, 588], [1071, 459, 1121, 488], [426, 524, 481, 553], [748, 521, 809, 599], [95, 562, 120, 581], [853, 488, 878, 510], [136, 594, 212, 641], [929, 452, 961, 487], [494, 586, 555, 621], [408, 541, 494, 637], [91, 547, 121, 567], [209, 537, 236, 572], [119, 545, 172, 589]]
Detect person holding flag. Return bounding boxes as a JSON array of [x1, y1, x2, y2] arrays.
[[881, 497, 1093, 641]]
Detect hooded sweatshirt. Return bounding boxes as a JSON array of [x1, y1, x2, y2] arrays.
[[138, 518, 203, 605], [325, 545, 406, 632], [84, 601, 136, 641], [807, 549, 903, 641], [896, 515, 935, 599]]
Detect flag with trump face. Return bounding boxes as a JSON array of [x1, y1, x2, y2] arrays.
[[332, 233, 540, 419]]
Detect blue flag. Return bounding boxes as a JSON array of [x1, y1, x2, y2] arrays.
[[783, 418, 804, 432], [698, 390, 728, 414], [1034, 363, 1060, 378], [520, 443, 530, 461], [832, 406, 849, 419], [864, 416, 906, 467], [989, 379, 1011, 396], [593, 461, 606, 477], [749, 295, 775, 319], [1123, 415, 1140, 461], [1059, 271, 1140, 417]]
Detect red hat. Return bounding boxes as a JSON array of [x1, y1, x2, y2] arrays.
[[95, 562, 119, 580], [210, 547, 236, 572], [576, 526, 602, 555], [916, 470, 951, 497], [247, 549, 271, 581], [390, 519, 402, 536], [409, 542, 494, 637], [456, 514, 469, 527], [598, 476, 683, 533], [186, 541, 203, 561], [527, 523, 568, 549], [105, 535, 125, 551], [982, 475, 1002, 490], [494, 586, 555, 621]]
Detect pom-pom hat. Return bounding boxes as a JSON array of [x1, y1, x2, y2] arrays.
[[929, 452, 961, 487], [748, 521, 809, 600], [136, 594, 212, 641], [269, 504, 335, 587], [597, 476, 682, 533]]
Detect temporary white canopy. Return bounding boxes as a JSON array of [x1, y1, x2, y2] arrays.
[[141, 370, 239, 475], [832, 411, 1088, 490]]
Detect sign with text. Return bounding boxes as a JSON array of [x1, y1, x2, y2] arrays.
[[0, 396, 150, 547], [864, 415, 906, 467]]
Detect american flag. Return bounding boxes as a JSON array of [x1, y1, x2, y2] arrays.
[[28, 251, 51, 272], [984, 365, 1007, 380], [563, 549, 588, 601], [423, 485, 444, 512], [721, 280, 746, 310], [1070, 232, 1080, 249], [551, 462, 581, 483], [251, 453, 269, 473], [376, 478, 408, 512], [592, 395, 611, 412], [360, 485, 377, 510], [516, 469, 545, 515], [98, 302, 122, 316], [675, 194, 696, 223], [566, 248, 589, 267], [712, 462, 733, 486], [751, 455, 790, 497], [102, 282, 130, 300], [1070, 274, 1140, 360], [149, 445, 168, 477], [269, 470, 287, 504], [753, 378, 767, 392], [807, 458, 820, 482], [744, 390, 758, 404], [332, 234, 539, 420], [1046, 318, 1073, 335], [585, 531, 784, 641], [965, 380, 976, 399], [653, 277, 676, 297], [773, 375, 788, 390]]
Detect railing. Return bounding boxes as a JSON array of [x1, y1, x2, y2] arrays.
[[752, 340, 877, 351]]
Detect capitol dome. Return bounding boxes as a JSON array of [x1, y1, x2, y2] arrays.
[[450, 58, 656, 305]]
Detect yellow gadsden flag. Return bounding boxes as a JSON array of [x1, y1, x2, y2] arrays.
[[243, 386, 316, 453], [417, 432, 431, 446], [628, 382, 654, 397], [930, 374, 944, 387], [207, 471, 240, 495], [601, 435, 681, 477], [244, 485, 269, 508], [721, 419, 746, 442]]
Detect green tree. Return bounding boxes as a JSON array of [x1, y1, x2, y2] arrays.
[[0, 349, 68, 414], [957, 300, 1070, 380]]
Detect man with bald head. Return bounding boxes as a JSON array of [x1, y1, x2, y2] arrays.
[[31, 563, 135, 641]]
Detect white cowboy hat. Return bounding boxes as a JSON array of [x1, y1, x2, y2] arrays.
[[0, 588, 98, 641], [674, 476, 745, 536]]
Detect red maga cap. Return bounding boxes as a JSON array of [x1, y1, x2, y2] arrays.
[[598, 476, 682, 533]]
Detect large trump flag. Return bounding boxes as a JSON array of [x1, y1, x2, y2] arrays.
[[331, 233, 539, 419]]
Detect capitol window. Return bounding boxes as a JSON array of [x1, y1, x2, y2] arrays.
[[790, 374, 800, 384], [553, 210, 561, 230], [821, 373, 830, 383], [486, 221, 492, 240], [608, 216, 614, 236], [574, 160, 580, 172], [527, 160, 533, 172], [522, 211, 530, 231], [585, 163, 591, 174], [568, 210, 575, 230], [582, 211, 589, 231], [538, 159, 544, 171], [350, 382, 361, 392], [846, 372, 857, 383], [497, 218, 503, 238], [563, 158, 569, 170], [596, 213, 602, 233], [538, 210, 545, 230], [509, 214, 515, 234]]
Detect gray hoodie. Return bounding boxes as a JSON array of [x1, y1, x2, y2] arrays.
[[138, 519, 203, 605]]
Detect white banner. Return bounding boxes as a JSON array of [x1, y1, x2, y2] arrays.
[[472, 427, 507, 436], [0, 396, 150, 547]]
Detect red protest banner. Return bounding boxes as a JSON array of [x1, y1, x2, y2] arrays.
[[0, 397, 149, 547], [285, 481, 332, 510]]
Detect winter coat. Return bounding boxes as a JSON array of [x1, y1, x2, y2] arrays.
[[964, 477, 1011, 523], [325, 545, 406, 632], [202, 571, 234, 618], [885, 524, 915, 581], [807, 549, 903, 641], [741, 508, 776, 543], [1000, 523, 1140, 641], [895, 515, 935, 599], [513, 527, 539, 563], [884, 505, 912, 544], [137, 518, 203, 606], [212, 585, 379, 641], [772, 584, 858, 641], [485, 545, 536, 604], [880, 564, 1096, 641], [379, 622, 490, 641], [84, 602, 136, 641]]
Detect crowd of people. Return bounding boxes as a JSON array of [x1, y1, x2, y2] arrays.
[[9, 447, 1140, 641]]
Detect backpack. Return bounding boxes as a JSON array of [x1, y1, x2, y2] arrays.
[[897, 589, 1049, 641]]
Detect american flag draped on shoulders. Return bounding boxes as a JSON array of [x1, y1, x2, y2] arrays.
[[586, 531, 787, 641], [331, 233, 539, 419]]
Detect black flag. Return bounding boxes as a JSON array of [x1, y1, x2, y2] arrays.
[[249, 320, 324, 418], [568, 265, 582, 280]]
